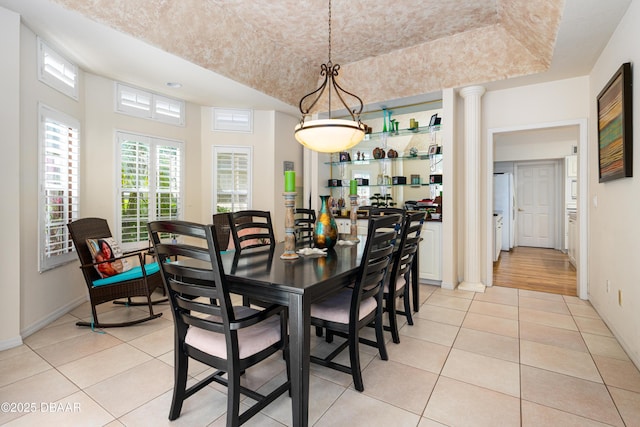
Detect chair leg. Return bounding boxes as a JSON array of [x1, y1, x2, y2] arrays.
[[403, 282, 414, 326], [348, 331, 364, 392], [76, 292, 162, 329], [375, 307, 388, 361], [387, 293, 400, 344], [325, 330, 334, 343], [169, 351, 189, 420], [227, 369, 242, 427]]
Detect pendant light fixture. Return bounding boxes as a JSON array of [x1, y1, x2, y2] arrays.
[[294, 0, 367, 153]]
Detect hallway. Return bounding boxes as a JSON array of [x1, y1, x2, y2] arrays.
[[493, 247, 577, 296]]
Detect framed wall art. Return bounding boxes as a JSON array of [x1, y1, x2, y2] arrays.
[[597, 62, 633, 182]]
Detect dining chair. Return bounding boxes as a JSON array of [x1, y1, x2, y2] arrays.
[[148, 220, 290, 426], [294, 207, 316, 243], [228, 210, 276, 251], [309, 213, 402, 391], [67, 217, 164, 328], [227, 210, 276, 306], [384, 210, 426, 343]]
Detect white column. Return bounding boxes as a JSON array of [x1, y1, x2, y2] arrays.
[[458, 86, 486, 293]]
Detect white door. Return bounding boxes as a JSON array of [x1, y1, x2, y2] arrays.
[[516, 163, 556, 248]]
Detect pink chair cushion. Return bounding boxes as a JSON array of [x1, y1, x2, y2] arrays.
[[384, 276, 406, 293], [184, 306, 281, 359], [310, 289, 377, 324]]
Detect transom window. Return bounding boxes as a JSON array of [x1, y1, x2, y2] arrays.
[[115, 83, 185, 126], [37, 37, 78, 100]]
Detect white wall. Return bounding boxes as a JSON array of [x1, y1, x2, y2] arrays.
[[494, 129, 578, 162], [0, 7, 21, 348], [273, 111, 304, 239], [588, 0, 640, 367]]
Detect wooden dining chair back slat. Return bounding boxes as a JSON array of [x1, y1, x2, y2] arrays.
[[309, 213, 402, 392], [228, 210, 276, 251], [384, 210, 426, 343], [148, 220, 290, 426]]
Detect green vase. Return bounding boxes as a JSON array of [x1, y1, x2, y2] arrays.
[[313, 195, 338, 249]]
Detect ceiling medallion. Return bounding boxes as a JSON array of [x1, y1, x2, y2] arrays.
[[294, 0, 366, 153]]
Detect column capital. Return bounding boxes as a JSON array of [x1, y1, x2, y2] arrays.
[[459, 85, 486, 99]]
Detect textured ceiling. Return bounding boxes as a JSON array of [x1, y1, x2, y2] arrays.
[[50, 0, 564, 112]]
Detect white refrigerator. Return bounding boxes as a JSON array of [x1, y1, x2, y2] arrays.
[[493, 173, 515, 251]]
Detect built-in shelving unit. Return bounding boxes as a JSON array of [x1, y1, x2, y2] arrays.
[[363, 124, 441, 141]]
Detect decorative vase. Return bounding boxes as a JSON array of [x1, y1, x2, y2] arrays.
[[313, 195, 338, 249]]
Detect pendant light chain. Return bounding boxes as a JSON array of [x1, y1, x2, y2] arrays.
[[327, 0, 332, 117], [328, 0, 332, 65]]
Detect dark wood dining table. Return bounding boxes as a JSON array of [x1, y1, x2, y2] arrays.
[[218, 238, 421, 427]]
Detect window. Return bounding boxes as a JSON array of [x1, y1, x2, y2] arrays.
[[213, 146, 252, 213], [213, 108, 253, 133], [38, 104, 80, 271], [117, 132, 184, 250], [37, 38, 78, 100], [115, 83, 185, 126]]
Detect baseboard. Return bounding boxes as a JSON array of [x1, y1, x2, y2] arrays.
[[0, 336, 24, 352], [19, 295, 88, 340]]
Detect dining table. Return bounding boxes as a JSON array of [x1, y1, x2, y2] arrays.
[[218, 237, 421, 427]]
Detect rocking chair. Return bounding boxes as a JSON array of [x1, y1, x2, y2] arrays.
[[67, 218, 164, 328]]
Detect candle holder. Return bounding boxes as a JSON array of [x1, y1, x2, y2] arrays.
[[348, 194, 360, 242], [281, 192, 299, 260]]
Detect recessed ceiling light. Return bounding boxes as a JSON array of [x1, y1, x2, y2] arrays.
[[166, 82, 182, 88]]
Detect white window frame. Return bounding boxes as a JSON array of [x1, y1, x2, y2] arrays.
[[213, 146, 252, 214], [37, 37, 78, 100], [212, 108, 253, 133], [38, 104, 81, 271], [116, 131, 185, 251], [115, 83, 185, 126]]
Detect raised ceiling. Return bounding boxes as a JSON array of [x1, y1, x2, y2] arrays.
[[0, 0, 632, 114], [51, 0, 562, 111]]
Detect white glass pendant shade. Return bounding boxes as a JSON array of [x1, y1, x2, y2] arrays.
[[294, 119, 365, 153]]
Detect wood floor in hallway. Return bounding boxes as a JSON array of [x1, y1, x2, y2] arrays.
[[493, 246, 577, 296]]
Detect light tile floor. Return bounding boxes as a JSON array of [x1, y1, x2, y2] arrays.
[[1, 285, 640, 426]]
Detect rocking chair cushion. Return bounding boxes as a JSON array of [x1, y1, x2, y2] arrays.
[[92, 262, 160, 287], [86, 237, 133, 278]]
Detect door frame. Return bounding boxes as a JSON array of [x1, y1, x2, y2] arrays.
[[486, 119, 588, 300]]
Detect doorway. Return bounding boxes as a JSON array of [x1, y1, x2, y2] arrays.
[[486, 120, 587, 299]]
